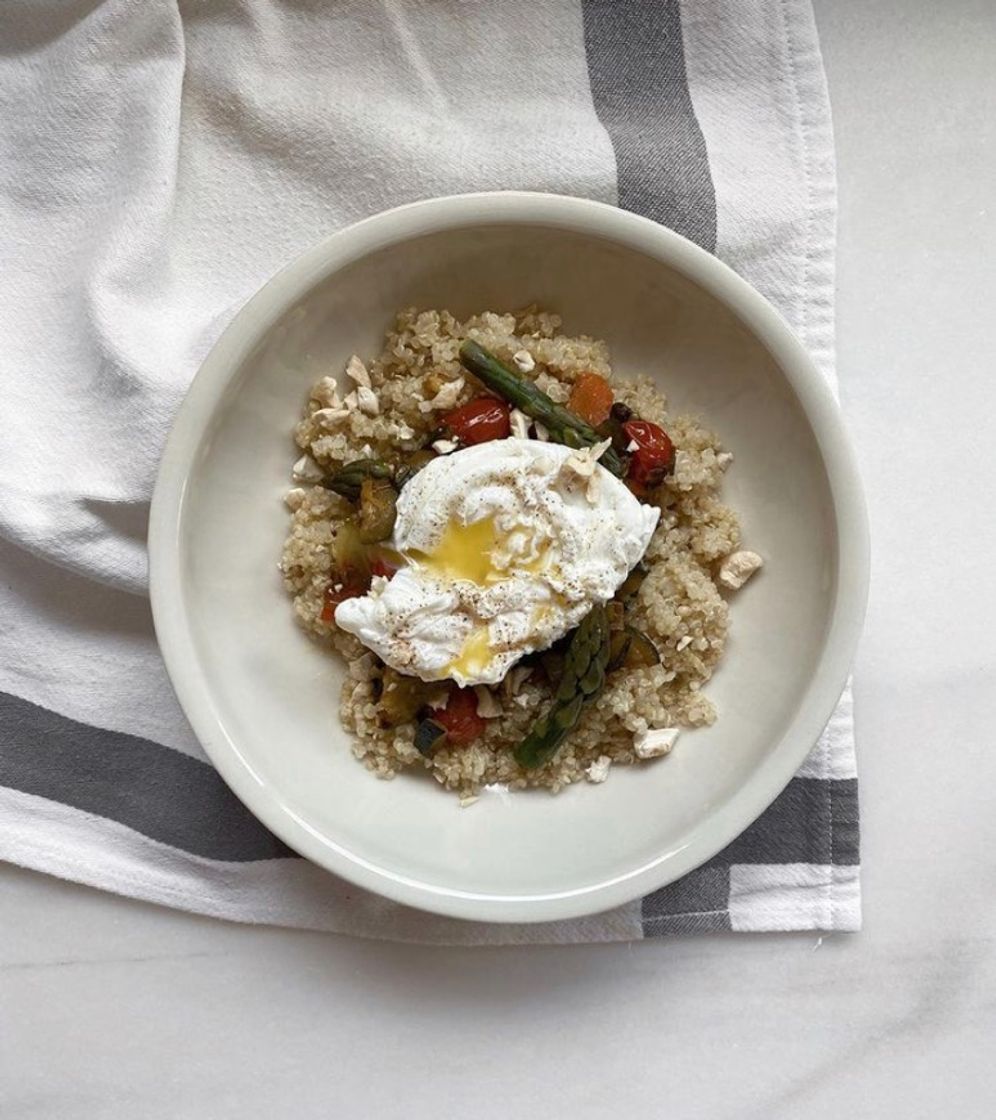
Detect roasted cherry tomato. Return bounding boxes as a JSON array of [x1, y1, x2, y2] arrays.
[[568, 372, 615, 427], [433, 687, 486, 746], [370, 555, 400, 580], [442, 396, 511, 445], [622, 419, 675, 490], [320, 579, 365, 624], [322, 549, 402, 625]]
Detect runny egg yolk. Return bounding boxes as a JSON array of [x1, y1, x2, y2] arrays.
[[408, 516, 498, 585], [407, 515, 549, 586]]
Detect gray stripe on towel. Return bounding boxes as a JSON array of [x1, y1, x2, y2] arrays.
[[581, 0, 717, 251], [641, 778, 859, 933], [641, 866, 733, 936], [0, 690, 294, 862], [718, 778, 860, 867]]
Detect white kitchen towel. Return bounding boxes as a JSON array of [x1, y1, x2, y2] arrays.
[[0, 0, 859, 943]]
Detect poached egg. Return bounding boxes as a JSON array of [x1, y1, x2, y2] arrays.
[[334, 439, 659, 686]]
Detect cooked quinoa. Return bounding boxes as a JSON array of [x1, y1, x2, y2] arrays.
[[280, 308, 744, 798]]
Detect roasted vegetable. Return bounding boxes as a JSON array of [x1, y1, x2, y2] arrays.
[[442, 396, 511, 445], [607, 628, 631, 670], [434, 687, 486, 745], [369, 550, 401, 580], [568, 372, 615, 427], [624, 628, 660, 667], [320, 579, 364, 624], [607, 625, 661, 672], [321, 520, 374, 624], [378, 669, 424, 727], [322, 458, 393, 501], [357, 477, 397, 544], [458, 341, 627, 478], [414, 718, 447, 756], [514, 604, 610, 770], [331, 520, 371, 582], [622, 420, 675, 490], [395, 449, 436, 489], [597, 401, 635, 455]]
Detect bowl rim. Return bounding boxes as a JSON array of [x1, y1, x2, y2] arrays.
[[149, 191, 869, 923]]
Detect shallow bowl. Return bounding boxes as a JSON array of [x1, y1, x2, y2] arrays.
[[149, 192, 868, 923]]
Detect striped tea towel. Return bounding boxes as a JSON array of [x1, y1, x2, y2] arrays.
[[0, 0, 859, 944]]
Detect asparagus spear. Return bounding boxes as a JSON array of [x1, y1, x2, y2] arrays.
[[321, 459, 393, 501], [458, 341, 627, 478], [514, 604, 611, 770]]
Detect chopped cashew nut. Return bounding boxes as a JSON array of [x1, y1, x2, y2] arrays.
[[474, 686, 502, 719], [284, 487, 307, 511], [292, 455, 324, 482], [587, 755, 612, 783], [564, 438, 613, 480], [312, 407, 350, 425], [675, 635, 693, 652], [343, 390, 358, 411], [345, 355, 371, 389], [512, 349, 535, 373], [633, 727, 680, 759], [717, 550, 763, 591], [431, 438, 459, 455], [509, 408, 531, 440], [459, 795, 480, 808], [716, 451, 734, 469], [355, 385, 379, 416], [586, 472, 600, 504], [626, 439, 639, 453], [418, 376, 465, 413], [503, 666, 531, 698], [311, 376, 340, 409], [369, 575, 390, 595], [533, 421, 550, 442]]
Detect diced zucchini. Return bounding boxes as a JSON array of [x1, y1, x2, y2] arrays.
[[378, 670, 424, 727], [608, 626, 660, 671], [414, 718, 447, 756], [607, 629, 632, 671], [623, 627, 660, 668]]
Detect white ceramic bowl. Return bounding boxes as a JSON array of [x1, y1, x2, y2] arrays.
[[149, 192, 868, 923]]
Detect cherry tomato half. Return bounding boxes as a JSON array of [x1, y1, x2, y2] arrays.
[[442, 396, 511, 445], [320, 579, 365, 624], [434, 687, 486, 746], [622, 419, 675, 490]]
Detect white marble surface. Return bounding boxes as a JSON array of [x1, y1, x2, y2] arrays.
[[3, 2, 995, 1115]]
